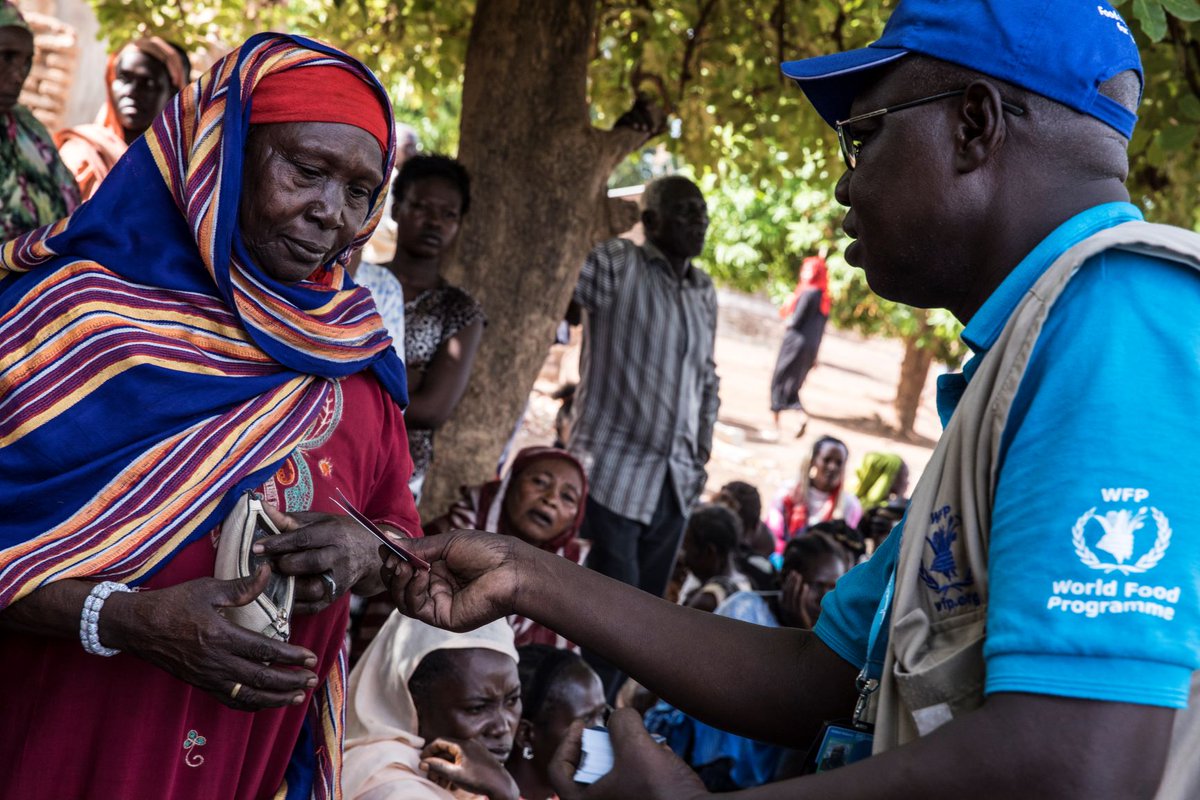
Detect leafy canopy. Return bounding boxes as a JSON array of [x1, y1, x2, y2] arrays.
[[89, 0, 1200, 358]]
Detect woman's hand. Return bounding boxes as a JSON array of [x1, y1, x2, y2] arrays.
[[254, 505, 384, 614], [548, 709, 707, 800], [419, 738, 519, 800], [104, 566, 319, 711], [380, 530, 523, 632]]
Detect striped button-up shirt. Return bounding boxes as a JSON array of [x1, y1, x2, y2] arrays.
[[568, 238, 720, 524]]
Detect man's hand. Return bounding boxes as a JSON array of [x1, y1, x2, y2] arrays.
[[381, 530, 522, 632], [105, 567, 319, 711], [255, 505, 383, 614], [420, 738, 520, 800], [548, 709, 708, 800]]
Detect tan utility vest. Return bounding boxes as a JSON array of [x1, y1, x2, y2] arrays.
[[872, 221, 1199, 800]]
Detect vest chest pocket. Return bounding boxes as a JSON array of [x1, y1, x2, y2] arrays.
[[890, 604, 987, 737]]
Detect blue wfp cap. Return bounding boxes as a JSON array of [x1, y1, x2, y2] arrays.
[[781, 0, 1144, 138]]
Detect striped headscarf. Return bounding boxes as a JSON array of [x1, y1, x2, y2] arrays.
[[0, 32, 405, 608]]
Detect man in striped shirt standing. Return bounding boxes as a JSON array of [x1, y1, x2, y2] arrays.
[[568, 175, 720, 693]]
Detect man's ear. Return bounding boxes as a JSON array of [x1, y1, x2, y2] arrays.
[[640, 207, 658, 235], [954, 80, 1009, 173]]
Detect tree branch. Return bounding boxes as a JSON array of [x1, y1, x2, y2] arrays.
[[676, 0, 719, 100], [1167, 17, 1200, 101]]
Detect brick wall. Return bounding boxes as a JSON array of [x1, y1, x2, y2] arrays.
[[16, 7, 78, 131]]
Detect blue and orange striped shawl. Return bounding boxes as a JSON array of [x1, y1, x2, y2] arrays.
[[0, 33, 406, 799]]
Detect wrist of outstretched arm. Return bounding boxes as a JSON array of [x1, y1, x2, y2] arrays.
[[511, 542, 564, 621]]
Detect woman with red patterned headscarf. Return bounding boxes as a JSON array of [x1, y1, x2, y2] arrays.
[[770, 253, 832, 436], [0, 33, 419, 799]]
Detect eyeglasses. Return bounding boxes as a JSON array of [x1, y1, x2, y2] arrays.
[[836, 89, 1026, 170]]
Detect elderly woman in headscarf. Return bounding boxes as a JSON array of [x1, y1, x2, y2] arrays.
[[344, 612, 523, 800], [0, 33, 419, 799], [55, 35, 190, 200], [425, 446, 588, 649], [0, 3, 79, 240]]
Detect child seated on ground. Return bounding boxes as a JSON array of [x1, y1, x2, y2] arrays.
[[343, 613, 523, 800], [644, 532, 854, 791], [714, 480, 778, 591], [678, 504, 754, 613], [506, 645, 608, 800]]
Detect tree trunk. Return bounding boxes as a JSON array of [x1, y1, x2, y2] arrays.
[[895, 312, 934, 439], [419, 0, 648, 518]]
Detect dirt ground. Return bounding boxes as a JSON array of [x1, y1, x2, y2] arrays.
[[511, 289, 944, 503]]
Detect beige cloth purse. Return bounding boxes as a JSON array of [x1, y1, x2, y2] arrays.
[[214, 492, 295, 641]]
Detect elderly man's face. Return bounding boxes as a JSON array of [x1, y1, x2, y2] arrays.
[[0, 27, 33, 114], [240, 121, 383, 284], [645, 180, 709, 261], [834, 67, 963, 309]]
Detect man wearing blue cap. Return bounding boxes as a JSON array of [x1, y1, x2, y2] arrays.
[[381, 2, 1200, 797]]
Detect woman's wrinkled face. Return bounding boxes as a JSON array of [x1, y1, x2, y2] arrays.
[[414, 649, 522, 763], [810, 443, 847, 493], [502, 458, 583, 545], [111, 48, 173, 136], [0, 27, 33, 114], [239, 121, 383, 283]]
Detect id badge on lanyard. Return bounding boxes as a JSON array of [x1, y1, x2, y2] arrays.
[[800, 570, 896, 775]]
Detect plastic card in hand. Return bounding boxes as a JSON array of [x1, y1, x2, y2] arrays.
[[573, 727, 615, 784], [572, 726, 667, 785], [329, 488, 430, 571]]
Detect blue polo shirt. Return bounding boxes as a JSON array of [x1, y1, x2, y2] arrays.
[[815, 203, 1200, 709]]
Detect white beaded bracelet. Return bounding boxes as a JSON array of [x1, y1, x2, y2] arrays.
[[79, 581, 132, 657]]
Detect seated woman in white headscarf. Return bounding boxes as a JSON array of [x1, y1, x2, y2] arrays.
[[344, 611, 523, 800]]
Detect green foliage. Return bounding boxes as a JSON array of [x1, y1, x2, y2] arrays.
[[86, 0, 1200, 361]]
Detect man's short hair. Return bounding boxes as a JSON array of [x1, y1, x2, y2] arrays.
[[642, 174, 699, 215]]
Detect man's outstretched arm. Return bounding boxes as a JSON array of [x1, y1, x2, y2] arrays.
[[382, 531, 858, 747]]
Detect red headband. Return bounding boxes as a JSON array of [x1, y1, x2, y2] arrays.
[[249, 64, 389, 154]]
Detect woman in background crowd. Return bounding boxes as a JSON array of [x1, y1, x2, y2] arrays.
[[355, 154, 484, 501], [55, 36, 188, 199], [769, 252, 831, 437], [427, 446, 588, 649], [767, 436, 862, 548], [0, 3, 78, 239], [352, 447, 586, 660], [344, 613, 522, 800], [853, 452, 910, 557], [507, 644, 607, 800]]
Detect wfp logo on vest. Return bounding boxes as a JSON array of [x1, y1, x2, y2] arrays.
[[918, 505, 980, 613], [1072, 488, 1172, 575]]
